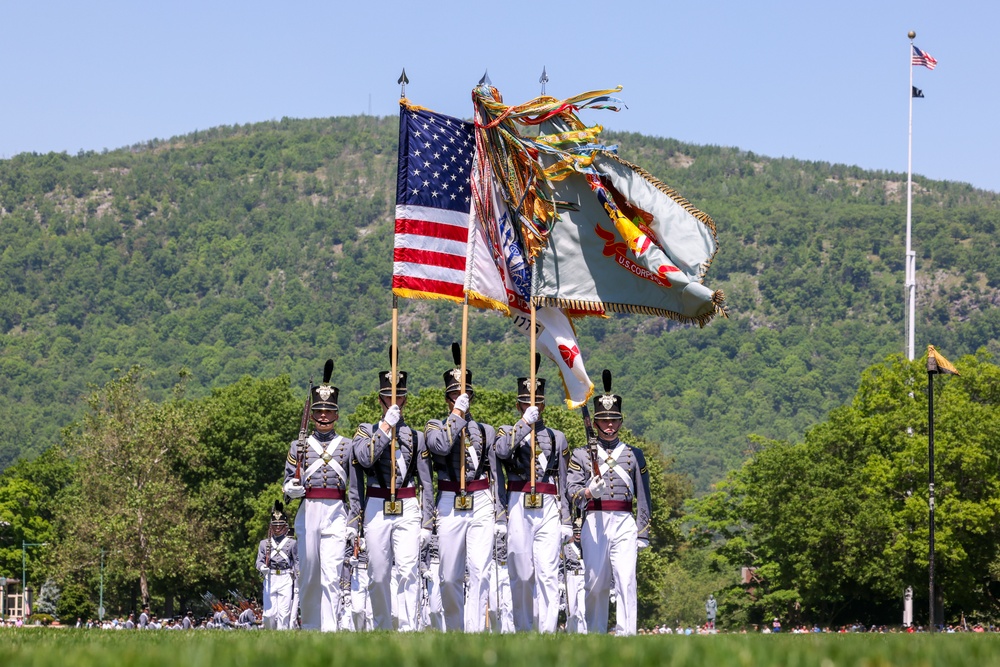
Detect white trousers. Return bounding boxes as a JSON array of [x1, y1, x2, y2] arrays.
[[506, 490, 561, 633], [581, 510, 637, 636], [350, 565, 372, 631], [262, 572, 294, 630], [364, 495, 421, 631], [565, 568, 587, 634], [437, 489, 494, 632], [487, 559, 514, 633], [294, 498, 348, 631]]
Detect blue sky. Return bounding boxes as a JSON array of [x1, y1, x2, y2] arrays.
[[2, 0, 997, 192]]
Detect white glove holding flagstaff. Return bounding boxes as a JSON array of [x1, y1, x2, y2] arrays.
[[494, 521, 507, 537], [346, 527, 358, 543], [358, 537, 367, 553], [453, 393, 470, 414], [560, 525, 573, 543], [522, 405, 540, 425], [382, 404, 401, 430], [637, 538, 649, 552], [420, 528, 432, 547], [587, 475, 606, 500], [283, 478, 305, 499]]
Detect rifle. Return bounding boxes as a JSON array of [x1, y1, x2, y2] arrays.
[[581, 405, 600, 478], [289, 378, 313, 503]]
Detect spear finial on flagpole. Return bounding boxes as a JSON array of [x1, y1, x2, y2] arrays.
[[539, 66, 549, 95], [479, 70, 491, 87], [398, 68, 409, 98]]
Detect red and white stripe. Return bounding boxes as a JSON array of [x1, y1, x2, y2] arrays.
[[392, 204, 469, 301]]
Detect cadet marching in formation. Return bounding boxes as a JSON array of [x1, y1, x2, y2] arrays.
[[261, 348, 652, 635]]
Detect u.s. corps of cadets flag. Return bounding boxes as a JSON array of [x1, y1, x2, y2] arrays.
[[392, 102, 476, 303], [470, 84, 725, 327]]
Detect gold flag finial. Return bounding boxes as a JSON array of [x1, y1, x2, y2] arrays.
[[927, 345, 960, 375]]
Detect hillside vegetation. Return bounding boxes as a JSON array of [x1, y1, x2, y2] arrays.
[[2, 115, 1000, 489]]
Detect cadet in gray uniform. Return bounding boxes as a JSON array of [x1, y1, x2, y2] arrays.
[[256, 501, 298, 630], [495, 374, 572, 633], [353, 366, 435, 631], [562, 509, 587, 634], [282, 361, 361, 632], [418, 527, 444, 631], [567, 371, 651, 636], [425, 343, 506, 632]]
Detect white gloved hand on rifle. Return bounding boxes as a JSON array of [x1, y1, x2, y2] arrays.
[[587, 475, 606, 500], [420, 528, 432, 547], [560, 525, 573, 543], [283, 478, 305, 499]]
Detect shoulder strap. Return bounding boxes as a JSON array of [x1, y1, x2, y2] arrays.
[[472, 423, 490, 479]]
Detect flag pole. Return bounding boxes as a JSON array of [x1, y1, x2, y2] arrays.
[[389, 295, 399, 506], [905, 31, 917, 361], [527, 299, 540, 507], [460, 295, 470, 500]]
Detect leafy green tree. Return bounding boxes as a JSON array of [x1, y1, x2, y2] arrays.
[[55, 367, 216, 608], [688, 351, 1000, 627]]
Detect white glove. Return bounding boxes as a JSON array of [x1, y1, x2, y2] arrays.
[[453, 393, 470, 414], [420, 528, 432, 547], [382, 404, 401, 429], [560, 525, 573, 543], [587, 475, 606, 500], [345, 526, 358, 542], [422, 569, 434, 581], [522, 405, 540, 425], [283, 478, 305, 499], [358, 537, 367, 553], [349, 556, 359, 568], [494, 522, 507, 537], [259, 566, 269, 576], [637, 538, 649, 552]]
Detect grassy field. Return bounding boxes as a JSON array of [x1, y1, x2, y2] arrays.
[[4, 629, 1000, 667]]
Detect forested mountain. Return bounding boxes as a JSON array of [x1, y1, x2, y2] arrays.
[[2, 115, 999, 490]]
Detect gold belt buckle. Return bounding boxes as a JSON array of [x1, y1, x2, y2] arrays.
[[524, 491, 543, 509], [384, 497, 403, 515], [454, 492, 474, 511]]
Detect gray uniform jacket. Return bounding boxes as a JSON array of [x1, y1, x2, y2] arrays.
[[255, 536, 298, 574], [495, 419, 571, 527], [425, 412, 507, 521], [352, 419, 435, 531], [566, 437, 652, 541], [284, 430, 362, 533]]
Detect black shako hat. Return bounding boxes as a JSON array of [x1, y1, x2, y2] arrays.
[[311, 359, 339, 410], [593, 369, 622, 419], [443, 342, 474, 394]]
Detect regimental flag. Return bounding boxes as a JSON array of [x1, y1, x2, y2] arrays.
[[912, 45, 938, 70], [927, 345, 960, 375], [912, 85, 924, 98], [392, 102, 476, 303], [532, 118, 724, 324], [470, 85, 725, 329]]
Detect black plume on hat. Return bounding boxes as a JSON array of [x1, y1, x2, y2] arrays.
[[443, 342, 473, 393], [270, 500, 288, 525], [593, 369, 622, 419], [311, 359, 339, 410]]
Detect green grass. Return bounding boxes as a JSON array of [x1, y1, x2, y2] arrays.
[[4, 629, 1000, 667]]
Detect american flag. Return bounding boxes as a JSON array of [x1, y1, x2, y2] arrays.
[[393, 104, 475, 302], [912, 45, 938, 70]]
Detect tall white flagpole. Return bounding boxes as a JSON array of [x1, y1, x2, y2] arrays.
[[905, 31, 917, 361]]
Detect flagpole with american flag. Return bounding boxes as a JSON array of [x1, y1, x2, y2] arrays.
[[905, 32, 938, 361]]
